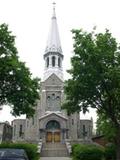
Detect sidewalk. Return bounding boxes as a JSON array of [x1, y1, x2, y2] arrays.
[[40, 157, 72, 160]]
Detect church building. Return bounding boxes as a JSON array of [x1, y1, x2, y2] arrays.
[[12, 4, 93, 144]]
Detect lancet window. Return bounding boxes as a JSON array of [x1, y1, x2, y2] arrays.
[[47, 57, 49, 67], [52, 56, 56, 67], [58, 57, 61, 67]]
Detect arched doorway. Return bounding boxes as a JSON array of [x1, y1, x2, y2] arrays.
[[46, 120, 61, 142]]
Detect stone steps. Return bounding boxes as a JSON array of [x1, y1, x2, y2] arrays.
[[41, 143, 69, 157]]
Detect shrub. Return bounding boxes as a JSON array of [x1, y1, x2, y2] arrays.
[[72, 144, 79, 155], [72, 144, 104, 160], [104, 144, 116, 160], [0, 143, 39, 160]]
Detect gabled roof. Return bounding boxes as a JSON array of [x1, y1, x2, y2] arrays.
[[43, 73, 63, 84], [39, 112, 68, 120]]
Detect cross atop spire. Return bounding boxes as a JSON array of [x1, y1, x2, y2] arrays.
[[52, 2, 56, 19], [53, 2, 56, 9]]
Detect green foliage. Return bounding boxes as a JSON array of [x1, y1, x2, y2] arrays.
[[72, 144, 104, 160], [62, 28, 120, 159], [96, 112, 117, 142], [0, 143, 39, 160], [72, 144, 79, 154], [104, 144, 116, 160], [0, 23, 40, 117], [63, 29, 120, 119]]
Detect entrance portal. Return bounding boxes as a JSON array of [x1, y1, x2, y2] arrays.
[[54, 132, 60, 142], [46, 132, 60, 142], [46, 120, 61, 142], [46, 132, 52, 142]]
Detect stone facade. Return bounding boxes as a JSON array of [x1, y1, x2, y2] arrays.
[[12, 5, 93, 144], [12, 119, 26, 142], [80, 119, 93, 139], [0, 122, 12, 143]]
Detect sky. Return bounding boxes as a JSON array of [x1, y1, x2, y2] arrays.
[[0, 0, 120, 127]]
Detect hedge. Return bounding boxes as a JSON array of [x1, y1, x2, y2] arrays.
[[72, 144, 104, 160], [0, 143, 39, 160], [104, 144, 116, 160]]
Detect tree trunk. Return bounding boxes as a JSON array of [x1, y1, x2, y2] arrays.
[[116, 146, 120, 160], [115, 129, 120, 160]]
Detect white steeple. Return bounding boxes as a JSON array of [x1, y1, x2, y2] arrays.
[[43, 3, 64, 81], [45, 2, 62, 54]]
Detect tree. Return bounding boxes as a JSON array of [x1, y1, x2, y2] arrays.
[[0, 24, 40, 117], [62, 28, 120, 160], [96, 112, 117, 142]]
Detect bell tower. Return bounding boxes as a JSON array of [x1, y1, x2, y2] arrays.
[[43, 3, 64, 81]]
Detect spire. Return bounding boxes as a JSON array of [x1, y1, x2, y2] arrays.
[[43, 3, 64, 81], [45, 2, 62, 54]]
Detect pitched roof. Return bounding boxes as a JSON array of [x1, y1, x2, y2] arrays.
[[39, 111, 68, 120]]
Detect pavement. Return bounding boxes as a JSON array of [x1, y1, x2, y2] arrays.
[[40, 157, 72, 160]]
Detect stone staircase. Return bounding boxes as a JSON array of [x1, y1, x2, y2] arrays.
[[41, 143, 69, 157]]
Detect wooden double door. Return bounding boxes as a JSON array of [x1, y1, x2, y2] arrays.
[[46, 132, 60, 142]]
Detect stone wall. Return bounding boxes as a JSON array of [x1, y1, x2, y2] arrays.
[[12, 119, 26, 142], [0, 122, 12, 143], [80, 119, 93, 139]]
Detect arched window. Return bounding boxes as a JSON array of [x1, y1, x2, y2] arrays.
[[14, 125, 16, 136], [46, 120, 60, 130], [47, 57, 49, 67], [52, 93, 55, 99], [52, 56, 56, 67], [56, 96, 60, 100], [72, 119, 74, 125], [47, 96, 50, 100], [58, 57, 61, 67]]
